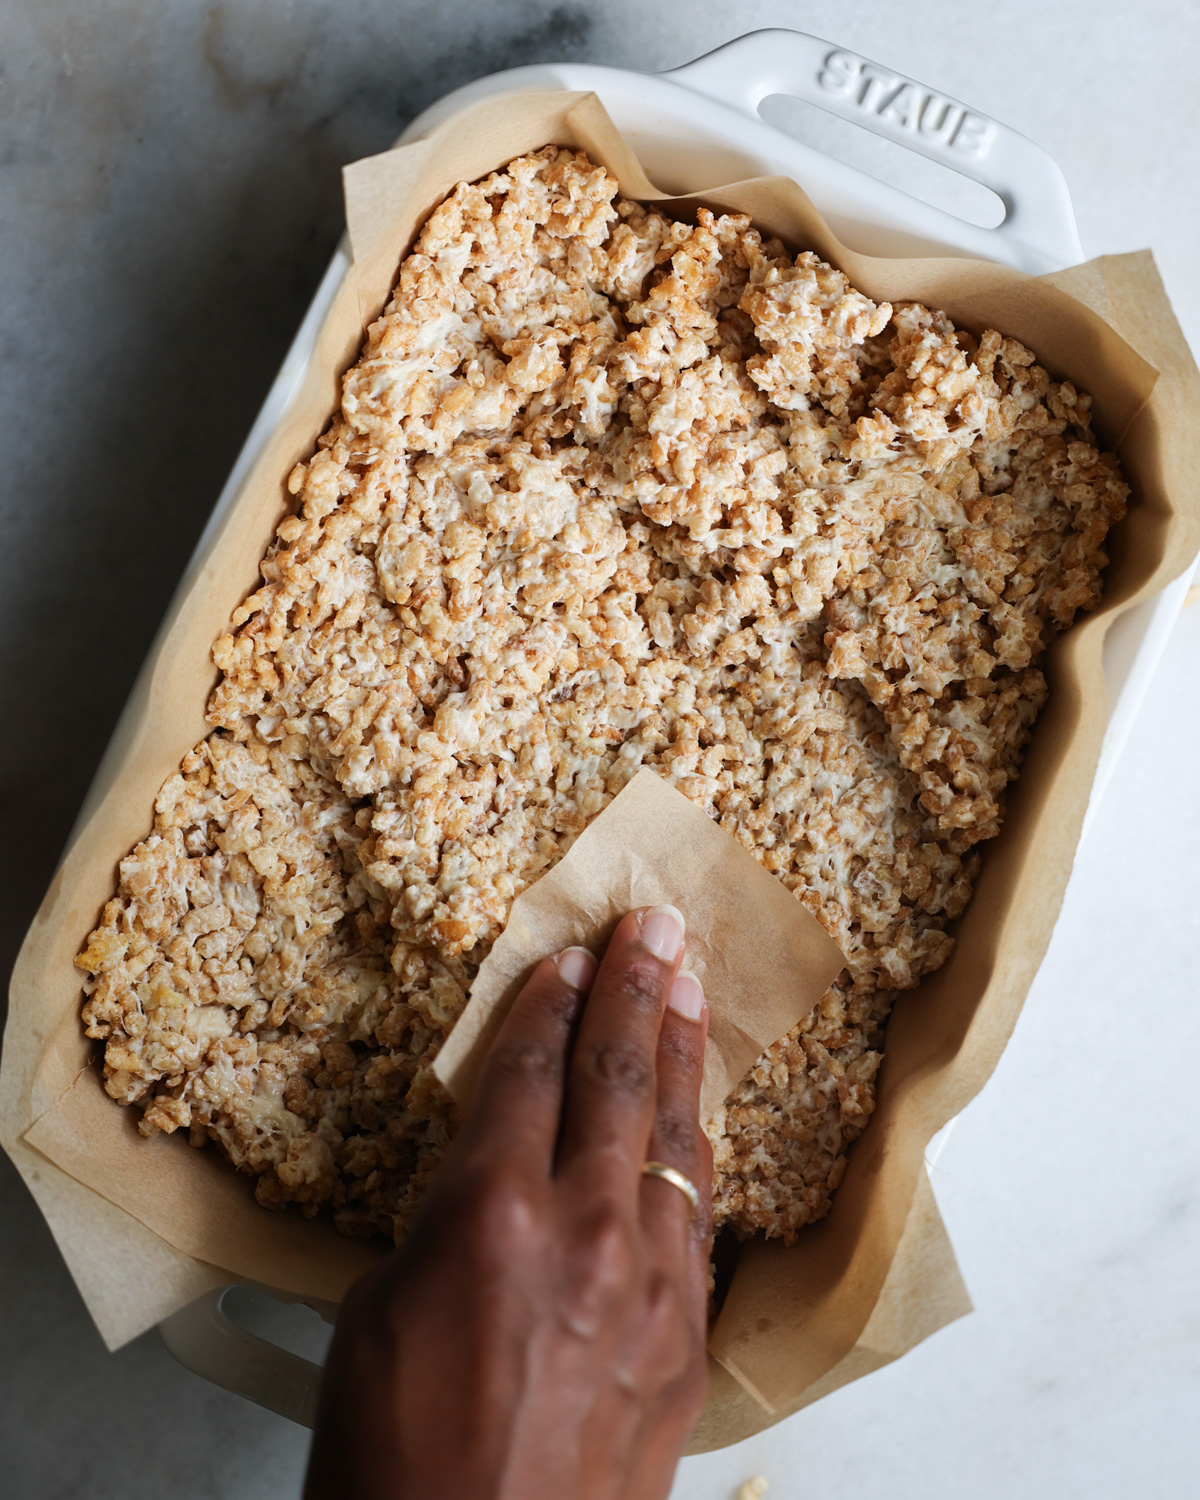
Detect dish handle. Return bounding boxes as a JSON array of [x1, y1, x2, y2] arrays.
[[158, 1283, 331, 1429], [663, 29, 1082, 268]]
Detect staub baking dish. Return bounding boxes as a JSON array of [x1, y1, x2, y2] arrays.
[[5, 28, 1197, 1442]]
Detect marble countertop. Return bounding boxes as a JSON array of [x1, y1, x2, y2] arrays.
[[2, 3, 1198, 1496]]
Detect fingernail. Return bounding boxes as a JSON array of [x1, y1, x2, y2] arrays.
[[667, 970, 706, 1021], [638, 904, 685, 962], [554, 946, 597, 990]]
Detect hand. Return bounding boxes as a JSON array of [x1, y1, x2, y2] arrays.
[[305, 904, 713, 1500]]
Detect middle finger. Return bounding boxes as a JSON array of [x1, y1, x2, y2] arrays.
[[556, 905, 686, 1196]]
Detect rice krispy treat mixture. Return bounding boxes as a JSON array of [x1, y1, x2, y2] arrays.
[[76, 147, 1128, 1246]]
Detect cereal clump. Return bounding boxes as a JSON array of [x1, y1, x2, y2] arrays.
[[76, 148, 1127, 1245]]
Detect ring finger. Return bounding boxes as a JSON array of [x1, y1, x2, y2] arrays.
[[640, 969, 713, 1296]]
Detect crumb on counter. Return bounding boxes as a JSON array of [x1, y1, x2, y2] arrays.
[[76, 146, 1128, 1246]]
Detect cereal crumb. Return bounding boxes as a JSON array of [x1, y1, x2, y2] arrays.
[[738, 1478, 769, 1500]]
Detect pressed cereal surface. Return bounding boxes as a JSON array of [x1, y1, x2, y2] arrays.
[[75, 148, 1128, 1246]]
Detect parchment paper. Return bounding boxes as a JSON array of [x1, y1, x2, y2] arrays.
[[3, 88, 1198, 1450], [433, 768, 847, 1126]]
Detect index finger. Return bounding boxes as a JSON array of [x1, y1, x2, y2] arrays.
[[456, 946, 597, 1176], [555, 905, 686, 1199]]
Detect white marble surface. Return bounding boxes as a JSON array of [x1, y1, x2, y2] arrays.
[[2, 3, 1198, 1497]]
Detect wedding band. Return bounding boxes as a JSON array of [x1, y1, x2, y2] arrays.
[[640, 1160, 701, 1215]]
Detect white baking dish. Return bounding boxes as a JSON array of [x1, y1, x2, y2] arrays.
[[115, 27, 1194, 1421]]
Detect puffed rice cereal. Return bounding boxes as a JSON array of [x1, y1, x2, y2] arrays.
[[76, 147, 1128, 1245]]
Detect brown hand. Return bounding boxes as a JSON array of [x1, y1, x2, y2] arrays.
[[305, 904, 712, 1500]]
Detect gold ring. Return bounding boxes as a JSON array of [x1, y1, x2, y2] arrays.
[[641, 1160, 701, 1215]]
